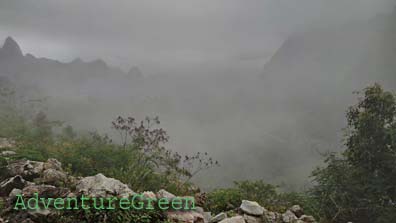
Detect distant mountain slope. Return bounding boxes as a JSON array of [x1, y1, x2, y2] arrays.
[[0, 37, 143, 96], [255, 9, 396, 167], [262, 9, 396, 96]]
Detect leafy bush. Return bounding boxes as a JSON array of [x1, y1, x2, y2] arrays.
[[234, 180, 278, 208], [8, 114, 217, 195], [205, 188, 242, 214], [205, 180, 315, 215]]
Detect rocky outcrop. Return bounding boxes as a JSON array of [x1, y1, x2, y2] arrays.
[[263, 211, 281, 223], [0, 157, 317, 223], [290, 205, 304, 218], [299, 215, 316, 223], [219, 216, 245, 223], [9, 188, 22, 199], [210, 212, 227, 223], [282, 210, 298, 223], [0, 175, 27, 196], [1, 158, 75, 187], [240, 200, 265, 216], [0, 158, 71, 222], [6, 160, 44, 181], [157, 188, 176, 200], [167, 211, 205, 223], [76, 173, 135, 198], [214, 199, 316, 223], [22, 184, 70, 198], [41, 169, 68, 186]]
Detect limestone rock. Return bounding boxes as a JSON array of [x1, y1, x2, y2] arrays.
[[22, 184, 70, 198], [76, 173, 135, 198], [157, 189, 176, 200], [0, 175, 26, 196], [210, 212, 227, 223], [9, 188, 22, 199], [43, 158, 62, 171], [9, 187, 22, 195], [243, 214, 263, 223], [299, 215, 316, 223], [240, 200, 265, 216], [167, 211, 205, 223], [0, 157, 317, 223], [7, 160, 44, 181], [282, 210, 298, 223], [219, 216, 246, 223], [290, 205, 304, 218], [203, 212, 212, 223], [142, 191, 157, 199], [263, 211, 281, 223], [195, 206, 204, 213], [41, 169, 68, 186]]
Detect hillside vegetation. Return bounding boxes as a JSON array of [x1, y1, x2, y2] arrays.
[[1, 83, 396, 222]]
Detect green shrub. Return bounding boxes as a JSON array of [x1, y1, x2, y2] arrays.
[[234, 180, 278, 208], [204, 188, 242, 214], [205, 180, 315, 215]]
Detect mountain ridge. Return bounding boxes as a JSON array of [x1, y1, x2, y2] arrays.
[[0, 36, 142, 80]]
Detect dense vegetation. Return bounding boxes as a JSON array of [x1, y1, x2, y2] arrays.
[[311, 83, 396, 223], [1, 83, 395, 222]]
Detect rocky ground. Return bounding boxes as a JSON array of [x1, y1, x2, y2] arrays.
[[0, 139, 316, 223]]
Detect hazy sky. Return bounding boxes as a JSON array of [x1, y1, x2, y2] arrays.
[[0, 0, 392, 73], [0, 0, 394, 189]]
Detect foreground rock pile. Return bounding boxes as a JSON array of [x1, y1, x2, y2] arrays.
[[210, 201, 316, 223], [0, 151, 316, 223]]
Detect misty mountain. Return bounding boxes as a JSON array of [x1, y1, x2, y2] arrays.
[[0, 36, 326, 189], [0, 37, 143, 97], [255, 10, 396, 154], [262, 8, 396, 94]]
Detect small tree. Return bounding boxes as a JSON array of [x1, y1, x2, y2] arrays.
[[312, 84, 396, 223], [111, 116, 218, 193], [345, 84, 396, 191], [181, 151, 219, 184]]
